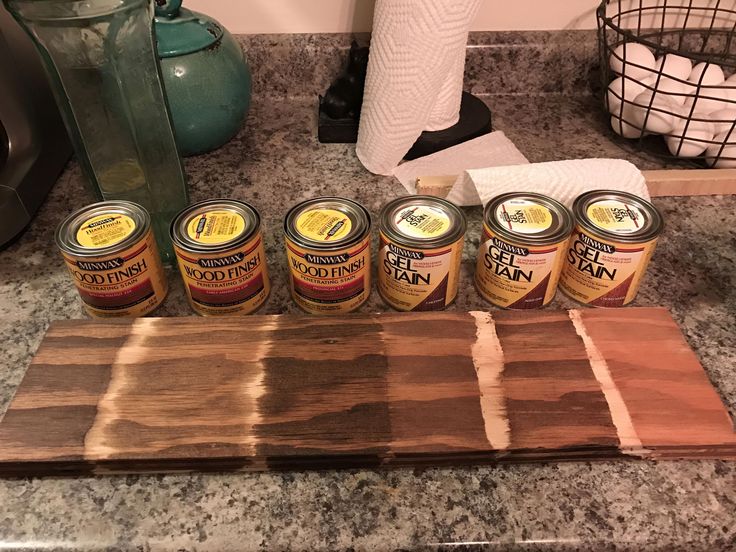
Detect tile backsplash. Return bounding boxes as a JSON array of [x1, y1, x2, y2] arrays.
[[238, 30, 600, 101]]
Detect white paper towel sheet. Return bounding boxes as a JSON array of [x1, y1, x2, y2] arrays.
[[393, 131, 529, 197], [392, 131, 651, 208], [356, 0, 482, 175], [447, 158, 651, 208]]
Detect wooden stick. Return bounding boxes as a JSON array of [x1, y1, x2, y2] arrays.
[[414, 169, 736, 200], [415, 175, 456, 198], [643, 168, 736, 197]]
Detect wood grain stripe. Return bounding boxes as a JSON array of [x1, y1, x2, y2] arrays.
[[493, 311, 620, 450], [576, 308, 736, 456], [568, 309, 646, 456], [470, 312, 510, 450], [386, 312, 489, 453]]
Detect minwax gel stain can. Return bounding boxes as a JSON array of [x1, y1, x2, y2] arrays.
[[55, 200, 168, 317], [378, 195, 466, 311], [170, 199, 270, 316], [559, 190, 663, 307], [284, 197, 371, 314], [475, 192, 573, 309]]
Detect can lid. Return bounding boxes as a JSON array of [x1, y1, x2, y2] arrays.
[[284, 197, 371, 251], [484, 192, 573, 246], [573, 190, 663, 243], [379, 195, 467, 248], [55, 200, 150, 257], [170, 199, 261, 253]]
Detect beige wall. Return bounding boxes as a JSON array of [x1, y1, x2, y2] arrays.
[[184, 0, 599, 34]]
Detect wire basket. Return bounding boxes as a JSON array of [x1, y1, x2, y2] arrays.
[[597, 0, 736, 167]]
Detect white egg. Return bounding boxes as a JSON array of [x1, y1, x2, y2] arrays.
[[629, 90, 678, 134], [688, 62, 725, 86], [611, 113, 644, 139], [606, 76, 652, 115], [720, 75, 736, 101], [651, 76, 691, 105], [684, 87, 731, 114], [705, 131, 736, 167], [609, 43, 656, 81], [654, 54, 693, 81], [665, 119, 715, 157], [707, 108, 736, 135]]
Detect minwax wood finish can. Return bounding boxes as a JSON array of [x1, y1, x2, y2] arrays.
[[55, 201, 167, 318], [559, 190, 663, 307], [284, 197, 371, 314], [170, 199, 270, 316], [378, 195, 466, 311], [475, 193, 573, 309]]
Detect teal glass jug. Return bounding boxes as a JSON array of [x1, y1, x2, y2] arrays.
[[154, 0, 252, 156], [4, 0, 188, 263]]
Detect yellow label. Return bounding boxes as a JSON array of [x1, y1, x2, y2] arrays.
[[285, 236, 370, 315], [63, 229, 168, 318], [186, 210, 246, 245], [586, 200, 645, 234], [475, 225, 568, 309], [558, 227, 658, 307], [295, 208, 352, 242], [174, 233, 270, 316], [378, 232, 463, 311], [394, 205, 451, 239], [494, 199, 553, 235], [76, 214, 136, 249]]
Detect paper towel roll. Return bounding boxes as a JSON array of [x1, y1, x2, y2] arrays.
[[356, 0, 482, 175]]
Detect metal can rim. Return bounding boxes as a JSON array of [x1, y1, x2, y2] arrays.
[[572, 190, 664, 244], [55, 200, 151, 258], [483, 192, 574, 246], [284, 197, 371, 251], [379, 195, 467, 248], [170, 199, 261, 253]]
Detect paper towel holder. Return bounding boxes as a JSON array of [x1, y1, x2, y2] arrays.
[[318, 42, 492, 159]]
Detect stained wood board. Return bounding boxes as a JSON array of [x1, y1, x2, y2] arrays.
[[0, 307, 734, 477], [414, 169, 736, 198]]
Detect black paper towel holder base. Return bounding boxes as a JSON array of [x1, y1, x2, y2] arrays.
[[404, 92, 492, 160], [318, 91, 492, 161]]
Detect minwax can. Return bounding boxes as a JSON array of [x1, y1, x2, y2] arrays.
[[559, 190, 663, 307], [284, 197, 371, 314], [378, 195, 466, 311], [170, 199, 270, 315], [475, 192, 573, 309], [55, 200, 168, 317]]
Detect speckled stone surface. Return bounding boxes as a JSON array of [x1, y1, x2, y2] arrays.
[[1, 32, 736, 552]]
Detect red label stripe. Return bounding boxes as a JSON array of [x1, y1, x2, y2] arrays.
[[422, 248, 452, 257], [122, 243, 148, 261], [529, 246, 559, 254]]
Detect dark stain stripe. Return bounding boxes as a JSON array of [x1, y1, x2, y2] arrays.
[[494, 317, 619, 450]]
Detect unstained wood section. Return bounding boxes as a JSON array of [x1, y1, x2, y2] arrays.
[[0, 308, 733, 476]]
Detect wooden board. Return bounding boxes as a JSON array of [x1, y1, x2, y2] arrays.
[[0, 308, 734, 476], [414, 169, 736, 198]]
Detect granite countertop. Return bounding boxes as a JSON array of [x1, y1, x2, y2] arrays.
[[1, 31, 736, 551]]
